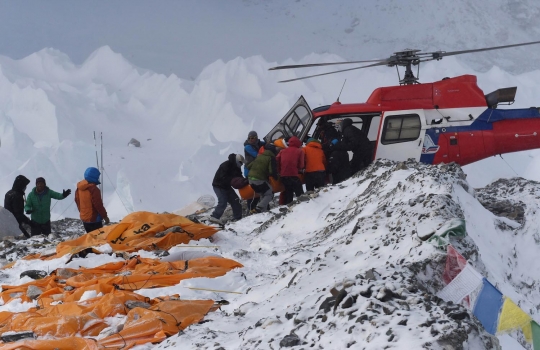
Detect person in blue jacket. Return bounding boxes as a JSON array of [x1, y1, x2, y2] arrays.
[[244, 131, 265, 212]]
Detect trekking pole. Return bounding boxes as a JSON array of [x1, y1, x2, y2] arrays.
[[100, 132, 104, 194], [93, 131, 99, 170]]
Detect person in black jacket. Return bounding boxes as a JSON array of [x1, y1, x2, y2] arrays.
[[338, 118, 372, 174], [4, 175, 32, 238], [318, 121, 350, 184], [327, 141, 352, 184], [210, 153, 245, 224]]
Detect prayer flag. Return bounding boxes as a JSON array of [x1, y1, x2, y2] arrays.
[[437, 262, 483, 304], [443, 245, 468, 284], [473, 278, 503, 335], [497, 297, 532, 342]]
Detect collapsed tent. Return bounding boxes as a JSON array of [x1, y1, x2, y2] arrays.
[[0, 212, 243, 349], [5, 211, 218, 264]]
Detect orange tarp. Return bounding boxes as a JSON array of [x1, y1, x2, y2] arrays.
[[0, 338, 100, 350], [29, 211, 219, 260], [0, 212, 239, 349], [0, 298, 214, 349], [1, 256, 242, 305]]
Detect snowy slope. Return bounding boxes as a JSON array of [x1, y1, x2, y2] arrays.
[[0, 160, 537, 349], [1, 47, 540, 222]]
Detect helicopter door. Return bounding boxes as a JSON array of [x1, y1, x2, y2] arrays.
[[375, 110, 426, 162], [264, 96, 314, 143]]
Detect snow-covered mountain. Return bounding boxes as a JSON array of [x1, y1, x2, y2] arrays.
[[1, 46, 540, 221]]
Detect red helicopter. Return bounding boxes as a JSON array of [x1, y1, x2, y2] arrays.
[[265, 41, 540, 166]]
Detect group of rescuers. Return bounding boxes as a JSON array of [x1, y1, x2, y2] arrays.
[[4, 167, 109, 239], [210, 118, 372, 224], [3, 118, 370, 236]]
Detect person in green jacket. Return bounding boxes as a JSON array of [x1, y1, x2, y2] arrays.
[[24, 177, 71, 236], [246, 145, 278, 214]]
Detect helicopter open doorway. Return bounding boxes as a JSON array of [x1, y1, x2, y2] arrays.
[[264, 96, 382, 162]]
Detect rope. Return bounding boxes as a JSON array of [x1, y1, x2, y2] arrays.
[[53, 200, 76, 221], [499, 154, 519, 176], [185, 287, 243, 294], [103, 168, 131, 214]]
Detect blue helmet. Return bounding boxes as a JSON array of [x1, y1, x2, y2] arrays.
[[84, 167, 101, 185]]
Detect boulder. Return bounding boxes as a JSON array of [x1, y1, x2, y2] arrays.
[[0, 206, 23, 238], [128, 138, 141, 147]]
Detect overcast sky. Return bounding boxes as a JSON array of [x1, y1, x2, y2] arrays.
[[2, 0, 540, 80], [0, 0, 311, 79]]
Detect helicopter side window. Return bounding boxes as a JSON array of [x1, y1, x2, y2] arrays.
[[381, 114, 421, 144], [269, 130, 285, 142]]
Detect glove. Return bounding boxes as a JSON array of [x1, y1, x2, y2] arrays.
[[62, 189, 71, 198], [25, 210, 33, 215], [103, 217, 110, 225]]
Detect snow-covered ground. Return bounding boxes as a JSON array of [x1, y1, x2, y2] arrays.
[[1, 160, 537, 349]]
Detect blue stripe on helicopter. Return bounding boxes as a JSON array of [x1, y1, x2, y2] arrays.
[[419, 107, 540, 164]]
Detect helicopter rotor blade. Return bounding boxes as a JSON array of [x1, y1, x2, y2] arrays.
[[278, 61, 388, 83], [269, 59, 387, 71], [431, 40, 540, 59]]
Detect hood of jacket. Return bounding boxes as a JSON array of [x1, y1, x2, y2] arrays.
[[12, 175, 30, 192], [77, 179, 94, 191], [228, 153, 237, 164], [288, 136, 302, 148], [306, 140, 322, 149], [341, 118, 353, 131], [84, 167, 101, 185]]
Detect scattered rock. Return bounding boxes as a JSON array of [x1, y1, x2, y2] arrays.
[[20, 270, 48, 280], [279, 334, 301, 347], [26, 285, 43, 300], [125, 301, 151, 309], [128, 138, 141, 147]]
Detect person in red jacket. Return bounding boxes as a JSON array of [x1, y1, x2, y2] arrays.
[[75, 167, 109, 233], [276, 136, 305, 204], [303, 138, 327, 191]]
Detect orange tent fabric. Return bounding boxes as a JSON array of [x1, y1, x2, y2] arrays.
[[0, 212, 240, 349], [22, 211, 220, 259], [1, 256, 242, 305]]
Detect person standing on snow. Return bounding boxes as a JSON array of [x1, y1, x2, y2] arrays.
[[327, 140, 351, 184], [337, 118, 372, 174], [246, 145, 278, 214], [209, 153, 244, 224], [303, 138, 327, 191], [4, 175, 33, 238], [276, 135, 305, 204], [75, 167, 109, 233], [24, 177, 71, 236], [244, 131, 266, 212]]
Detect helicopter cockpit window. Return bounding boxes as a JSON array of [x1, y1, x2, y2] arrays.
[[381, 114, 421, 144]]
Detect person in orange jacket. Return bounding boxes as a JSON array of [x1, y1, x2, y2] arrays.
[[75, 167, 109, 233], [276, 136, 305, 204], [303, 138, 327, 191]]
